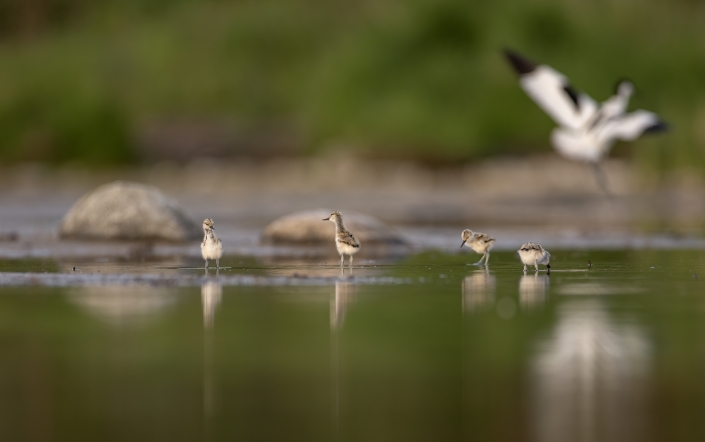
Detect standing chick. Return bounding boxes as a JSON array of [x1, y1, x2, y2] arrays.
[[460, 229, 496, 266], [518, 243, 551, 272], [201, 218, 223, 271], [323, 211, 360, 268]]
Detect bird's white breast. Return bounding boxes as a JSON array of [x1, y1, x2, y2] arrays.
[[336, 241, 359, 256], [468, 238, 494, 254], [518, 249, 543, 265], [201, 237, 223, 260], [551, 128, 604, 163]]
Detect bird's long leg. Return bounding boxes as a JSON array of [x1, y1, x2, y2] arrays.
[[204, 259, 208, 269], [216, 259, 220, 270], [340, 254, 344, 268], [534, 260, 539, 272], [591, 163, 612, 196], [523, 264, 527, 272], [349, 255, 353, 268], [473, 253, 486, 266], [485, 252, 491, 266]]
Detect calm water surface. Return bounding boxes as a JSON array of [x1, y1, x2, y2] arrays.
[[1, 250, 705, 441]]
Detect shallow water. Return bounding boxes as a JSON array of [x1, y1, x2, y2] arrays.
[[2, 250, 705, 441]]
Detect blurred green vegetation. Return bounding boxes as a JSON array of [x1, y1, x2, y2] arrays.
[[0, 0, 702, 167]]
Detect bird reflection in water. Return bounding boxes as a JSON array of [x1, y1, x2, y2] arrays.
[[331, 279, 357, 440], [202, 278, 223, 330], [519, 273, 549, 312], [201, 276, 222, 436], [462, 268, 496, 313], [331, 279, 356, 331], [530, 299, 651, 442]]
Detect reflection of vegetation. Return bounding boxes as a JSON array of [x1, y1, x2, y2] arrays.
[[2, 251, 705, 438], [382, 250, 471, 278], [0, 259, 60, 273], [0, 0, 703, 167]]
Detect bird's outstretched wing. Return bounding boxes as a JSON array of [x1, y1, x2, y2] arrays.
[[597, 110, 667, 144], [505, 49, 597, 131]]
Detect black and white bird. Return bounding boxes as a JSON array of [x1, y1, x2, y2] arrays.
[[504, 49, 667, 193]]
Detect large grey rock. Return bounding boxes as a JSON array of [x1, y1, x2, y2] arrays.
[[261, 209, 407, 245], [59, 181, 200, 242]]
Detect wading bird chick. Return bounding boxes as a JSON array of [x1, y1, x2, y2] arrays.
[[460, 229, 496, 266], [518, 243, 551, 272], [323, 211, 360, 268], [201, 218, 223, 270]]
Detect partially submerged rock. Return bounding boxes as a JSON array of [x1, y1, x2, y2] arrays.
[[261, 209, 407, 245], [59, 181, 200, 242]]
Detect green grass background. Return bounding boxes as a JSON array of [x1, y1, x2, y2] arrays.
[[0, 0, 702, 169]]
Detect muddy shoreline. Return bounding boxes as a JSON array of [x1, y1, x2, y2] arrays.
[[1, 155, 704, 259]]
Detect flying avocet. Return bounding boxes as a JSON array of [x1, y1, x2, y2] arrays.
[[504, 49, 667, 193]]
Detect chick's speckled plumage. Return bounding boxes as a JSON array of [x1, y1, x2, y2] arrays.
[[201, 218, 223, 268], [518, 242, 550, 271], [323, 211, 360, 267], [461, 229, 495, 266], [461, 229, 495, 254]]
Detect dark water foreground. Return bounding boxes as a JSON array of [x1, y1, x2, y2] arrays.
[[1, 250, 705, 441]]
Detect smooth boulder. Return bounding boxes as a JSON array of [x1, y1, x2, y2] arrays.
[[261, 209, 407, 245], [59, 181, 200, 242]]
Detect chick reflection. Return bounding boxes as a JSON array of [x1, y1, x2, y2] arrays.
[[331, 280, 356, 330], [519, 273, 549, 312], [202, 278, 223, 329], [531, 300, 651, 442], [462, 268, 496, 313], [330, 280, 357, 441], [201, 277, 222, 431]]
